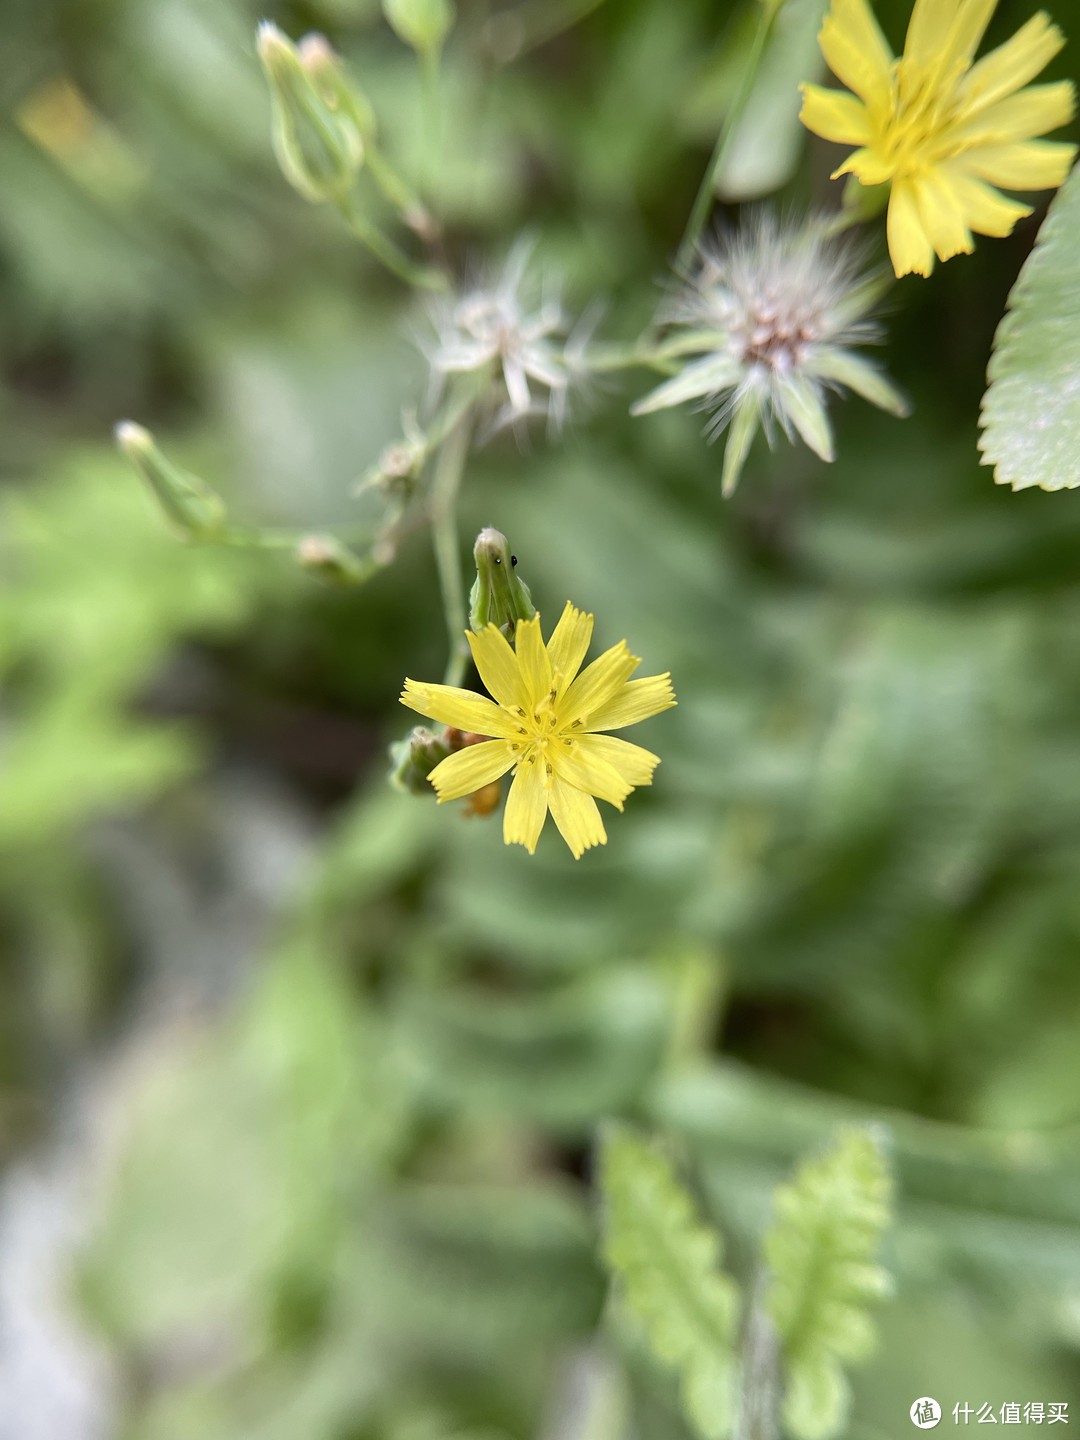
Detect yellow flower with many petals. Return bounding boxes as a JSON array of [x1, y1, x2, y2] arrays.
[[400, 605, 675, 858], [799, 0, 1078, 277]]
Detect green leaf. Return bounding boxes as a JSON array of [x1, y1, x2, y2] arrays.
[[714, 0, 828, 202], [399, 966, 669, 1133], [979, 161, 1080, 491], [598, 1124, 740, 1440], [763, 1127, 893, 1440]]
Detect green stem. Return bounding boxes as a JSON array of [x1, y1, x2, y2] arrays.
[[819, 209, 865, 239], [335, 193, 447, 290], [430, 413, 473, 687], [364, 144, 438, 240], [420, 45, 442, 198], [583, 341, 683, 375], [677, 6, 773, 268], [734, 1274, 781, 1440], [484, 0, 608, 62]]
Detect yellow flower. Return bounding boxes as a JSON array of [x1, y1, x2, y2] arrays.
[[400, 604, 675, 858], [799, 0, 1078, 277]]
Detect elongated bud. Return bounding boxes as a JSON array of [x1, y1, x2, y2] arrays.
[[257, 22, 365, 204], [383, 0, 454, 54], [115, 421, 226, 539], [297, 534, 372, 585], [468, 527, 536, 641], [297, 33, 377, 142], [389, 725, 451, 795]]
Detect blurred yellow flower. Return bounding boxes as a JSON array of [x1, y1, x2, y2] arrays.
[[400, 605, 675, 858], [800, 0, 1077, 277]]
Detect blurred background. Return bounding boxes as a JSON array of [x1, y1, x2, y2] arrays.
[[4, 0, 1080, 1436]]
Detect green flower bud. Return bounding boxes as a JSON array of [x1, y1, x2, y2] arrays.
[[468, 527, 536, 640], [297, 535, 372, 585], [257, 22, 365, 204], [114, 421, 226, 540], [297, 33, 377, 143], [389, 725, 451, 795], [382, 0, 454, 54]]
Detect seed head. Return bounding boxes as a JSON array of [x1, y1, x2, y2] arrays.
[[632, 215, 910, 495]]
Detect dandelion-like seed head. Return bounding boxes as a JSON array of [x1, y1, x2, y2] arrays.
[[425, 238, 589, 440], [632, 216, 909, 495], [681, 219, 875, 383]]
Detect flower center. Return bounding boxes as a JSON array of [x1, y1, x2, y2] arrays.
[[733, 295, 823, 373], [502, 681, 585, 781], [881, 60, 967, 178]]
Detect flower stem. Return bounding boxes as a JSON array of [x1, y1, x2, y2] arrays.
[[420, 45, 442, 198], [678, 7, 773, 267], [364, 145, 439, 242], [430, 413, 474, 687], [335, 193, 447, 290]]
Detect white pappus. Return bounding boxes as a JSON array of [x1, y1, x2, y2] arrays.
[[632, 215, 910, 495]]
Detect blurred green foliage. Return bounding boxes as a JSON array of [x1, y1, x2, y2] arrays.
[[4, 0, 1080, 1437]]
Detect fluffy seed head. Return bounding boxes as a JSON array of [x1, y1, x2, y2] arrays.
[[424, 237, 590, 441], [632, 214, 909, 495]]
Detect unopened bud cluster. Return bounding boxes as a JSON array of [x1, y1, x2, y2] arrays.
[[257, 23, 372, 204]]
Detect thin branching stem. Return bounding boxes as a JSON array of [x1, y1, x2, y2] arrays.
[[678, 7, 773, 267], [735, 1272, 781, 1440], [420, 45, 442, 199], [364, 145, 439, 242], [430, 412, 474, 687], [336, 193, 448, 290]]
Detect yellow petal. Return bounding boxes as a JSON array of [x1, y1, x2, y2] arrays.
[[551, 742, 633, 810], [584, 673, 676, 732], [953, 80, 1076, 146], [959, 139, 1076, 190], [547, 601, 594, 690], [547, 776, 607, 859], [819, 0, 894, 111], [949, 0, 997, 65], [514, 614, 553, 708], [502, 756, 548, 853], [831, 146, 895, 184], [559, 641, 640, 727], [427, 739, 514, 802], [799, 83, 872, 144], [904, 0, 962, 68], [576, 733, 661, 788], [958, 13, 1067, 117], [401, 679, 516, 737], [913, 168, 974, 261], [941, 166, 1033, 235], [466, 624, 527, 709], [905, 0, 994, 79], [886, 181, 935, 277]]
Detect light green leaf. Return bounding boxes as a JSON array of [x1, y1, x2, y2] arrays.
[[598, 1125, 740, 1440], [763, 1127, 893, 1440], [714, 0, 828, 202], [979, 161, 1080, 490]]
